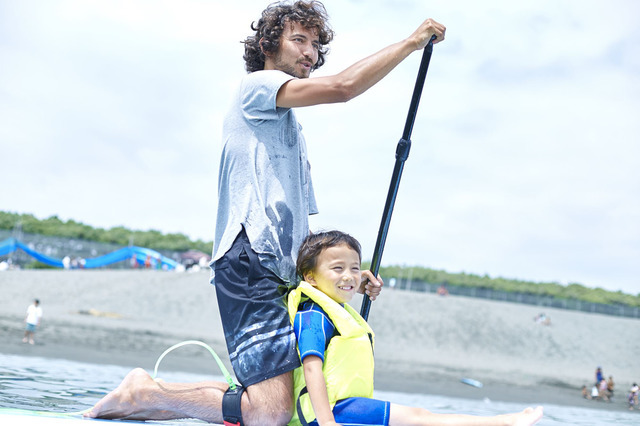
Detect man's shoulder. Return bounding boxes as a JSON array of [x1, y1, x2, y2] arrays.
[[242, 69, 296, 89], [232, 70, 297, 116]]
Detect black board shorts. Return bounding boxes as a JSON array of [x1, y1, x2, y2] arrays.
[[213, 229, 301, 387]]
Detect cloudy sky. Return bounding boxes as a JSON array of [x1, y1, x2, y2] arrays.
[[1, 0, 638, 294]]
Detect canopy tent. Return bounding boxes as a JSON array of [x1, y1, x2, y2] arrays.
[[0, 238, 64, 267], [0, 238, 178, 270]]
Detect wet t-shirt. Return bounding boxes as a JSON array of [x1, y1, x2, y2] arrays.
[[211, 70, 318, 285]]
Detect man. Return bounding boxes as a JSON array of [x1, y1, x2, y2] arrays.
[[23, 299, 42, 345], [86, 2, 444, 424]]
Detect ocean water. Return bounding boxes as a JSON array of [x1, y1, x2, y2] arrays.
[[0, 353, 637, 425]]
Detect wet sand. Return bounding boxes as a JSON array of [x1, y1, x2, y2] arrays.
[[1, 269, 637, 412]]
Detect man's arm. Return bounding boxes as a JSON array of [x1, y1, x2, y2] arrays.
[[276, 18, 445, 108]]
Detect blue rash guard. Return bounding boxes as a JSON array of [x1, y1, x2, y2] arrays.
[[293, 300, 391, 426]]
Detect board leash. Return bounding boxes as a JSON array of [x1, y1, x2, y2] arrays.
[[0, 340, 234, 418]]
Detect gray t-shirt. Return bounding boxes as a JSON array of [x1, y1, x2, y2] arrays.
[[211, 70, 318, 284]]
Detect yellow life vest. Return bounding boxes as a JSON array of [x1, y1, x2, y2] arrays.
[[287, 281, 375, 426]]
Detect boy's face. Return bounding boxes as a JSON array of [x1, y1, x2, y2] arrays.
[[264, 21, 319, 78], [304, 244, 361, 304]]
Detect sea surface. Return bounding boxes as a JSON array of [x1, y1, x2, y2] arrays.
[[0, 353, 637, 425]]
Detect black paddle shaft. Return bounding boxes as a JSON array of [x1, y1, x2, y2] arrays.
[[360, 35, 437, 320]]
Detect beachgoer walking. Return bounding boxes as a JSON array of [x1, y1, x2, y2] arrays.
[[23, 299, 42, 345], [86, 1, 445, 424]]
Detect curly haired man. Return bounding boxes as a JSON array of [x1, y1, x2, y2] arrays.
[[87, 2, 444, 424]]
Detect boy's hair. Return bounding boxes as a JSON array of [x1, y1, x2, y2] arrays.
[[243, 0, 334, 73], [296, 230, 362, 279]]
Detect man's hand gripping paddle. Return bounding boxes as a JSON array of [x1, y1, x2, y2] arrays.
[[360, 35, 438, 321]]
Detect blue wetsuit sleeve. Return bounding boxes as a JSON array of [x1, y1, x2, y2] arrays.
[[293, 302, 335, 363]]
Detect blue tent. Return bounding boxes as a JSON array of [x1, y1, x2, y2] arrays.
[[0, 238, 178, 270]]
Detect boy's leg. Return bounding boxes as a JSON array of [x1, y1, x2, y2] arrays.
[[388, 403, 543, 426]]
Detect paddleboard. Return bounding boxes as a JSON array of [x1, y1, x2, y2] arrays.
[[0, 408, 209, 425], [460, 377, 483, 388]]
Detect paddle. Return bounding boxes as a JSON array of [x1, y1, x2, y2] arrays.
[[360, 34, 438, 321]]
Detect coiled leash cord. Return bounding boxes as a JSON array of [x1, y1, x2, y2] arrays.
[[0, 340, 235, 419]]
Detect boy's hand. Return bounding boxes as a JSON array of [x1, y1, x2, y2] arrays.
[[360, 271, 383, 301]]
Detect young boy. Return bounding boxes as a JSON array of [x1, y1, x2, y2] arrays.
[[288, 230, 544, 426], [23, 299, 43, 345]]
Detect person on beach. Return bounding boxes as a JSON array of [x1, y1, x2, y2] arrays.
[[606, 375, 614, 399], [581, 385, 590, 399], [628, 383, 639, 410], [590, 383, 599, 400], [23, 299, 42, 345], [288, 230, 544, 426], [595, 366, 603, 385], [86, 1, 444, 424], [598, 378, 610, 402], [437, 284, 449, 296]]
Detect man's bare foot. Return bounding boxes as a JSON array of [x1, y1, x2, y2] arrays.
[[84, 368, 176, 420]]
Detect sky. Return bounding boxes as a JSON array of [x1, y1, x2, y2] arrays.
[[1, 0, 638, 294]]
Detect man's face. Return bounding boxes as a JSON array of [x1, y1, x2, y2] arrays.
[[266, 21, 319, 78]]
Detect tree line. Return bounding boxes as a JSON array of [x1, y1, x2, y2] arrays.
[[2, 210, 638, 308], [0, 211, 212, 254], [370, 264, 640, 308]]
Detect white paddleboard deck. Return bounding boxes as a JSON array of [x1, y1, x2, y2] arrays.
[[0, 410, 210, 425]]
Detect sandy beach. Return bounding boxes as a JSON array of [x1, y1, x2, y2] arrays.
[[1, 270, 638, 413]]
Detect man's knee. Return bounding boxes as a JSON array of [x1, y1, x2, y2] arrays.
[[222, 384, 293, 426], [242, 393, 293, 426], [241, 373, 294, 426], [245, 402, 292, 426]]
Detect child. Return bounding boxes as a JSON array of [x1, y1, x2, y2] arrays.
[[288, 230, 543, 426]]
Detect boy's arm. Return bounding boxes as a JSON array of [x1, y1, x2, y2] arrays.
[[276, 18, 445, 108], [302, 355, 340, 426]]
